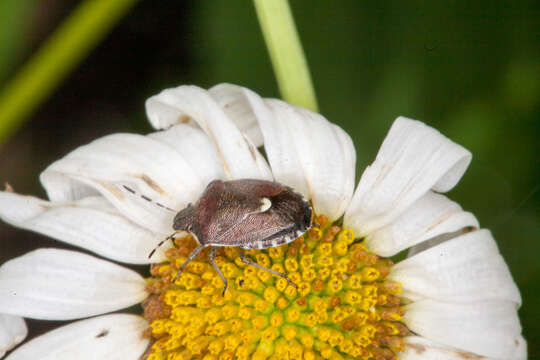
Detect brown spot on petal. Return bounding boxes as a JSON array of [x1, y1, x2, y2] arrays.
[[243, 135, 258, 162], [405, 342, 426, 355], [452, 350, 487, 359], [461, 226, 477, 234], [206, 131, 231, 178], [425, 212, 453, 232], [140, 174, 167, 196], [95, 180, 125, 200], [178, 115, 190, 123], [406, 343, 488, 359], [95, 329, 109, 338], [373, 163, 392, 187]]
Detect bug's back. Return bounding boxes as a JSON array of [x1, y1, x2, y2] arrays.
[[191, 179, 312, 249]]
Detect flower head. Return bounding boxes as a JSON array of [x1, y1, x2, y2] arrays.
[[0, 84, 525, 359], [144, 218, 408, 360]]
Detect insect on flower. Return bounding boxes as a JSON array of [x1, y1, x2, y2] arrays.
[[141, 179, 313, 294], [0, 85, 525, 359]]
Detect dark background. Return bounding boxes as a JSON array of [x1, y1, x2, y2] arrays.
[[0, 0, 539, 357]]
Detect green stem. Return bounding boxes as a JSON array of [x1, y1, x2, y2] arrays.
[[253, 0, 318, 112], [0, 0, 139, 145]]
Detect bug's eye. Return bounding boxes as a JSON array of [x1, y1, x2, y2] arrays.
[[303, 205, 313, 228]]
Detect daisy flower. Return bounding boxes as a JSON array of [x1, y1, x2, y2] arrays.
[[0, 84, 525, 360]]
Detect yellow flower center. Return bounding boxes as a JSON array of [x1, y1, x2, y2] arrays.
[[143, 215, 409, 360]]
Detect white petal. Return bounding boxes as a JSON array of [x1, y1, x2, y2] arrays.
[[148, 123, 225, 188], [5, 314, 149, 360], [233, 88, 356, 219], [404, 299, 522, 359], [0, 192, 168, 264], [365, 191, 479, 256], [208, 83, 264, 147], [390, 229, 521, 305], [240, 96, 309, 196], [0, 314, 27, 358], [145, 85, 273, 180], [0, 249, 147, 320], [510, 335, 528, 360], [40, 131, 214, 233], [344, 117, 471, 236], [401, 336, 527, 360], [146, 83, 264, 147]]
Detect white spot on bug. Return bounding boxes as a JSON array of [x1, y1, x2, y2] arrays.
[[241, 197, 273, 221], [259, 197, 272, 212]]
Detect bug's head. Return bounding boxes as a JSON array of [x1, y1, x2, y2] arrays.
[[268, 185, 313, 238], [173, 203, 196, 233]]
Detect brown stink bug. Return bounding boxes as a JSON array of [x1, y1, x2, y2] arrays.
[[148, 179, 312, 295]]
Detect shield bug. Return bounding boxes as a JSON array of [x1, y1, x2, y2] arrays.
[[149, 179, 313, 295]]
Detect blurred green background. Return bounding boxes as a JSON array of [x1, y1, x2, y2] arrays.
[[0, 0, 538, 357]]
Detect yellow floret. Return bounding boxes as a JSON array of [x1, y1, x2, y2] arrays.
[[144, 222, 408, 360]]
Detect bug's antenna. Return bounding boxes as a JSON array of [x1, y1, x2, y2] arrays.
[[122, 185, 177, 212], [148, 232, 177, 259]]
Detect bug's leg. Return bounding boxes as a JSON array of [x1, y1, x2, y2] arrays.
[[208, 247, 228, 296], [148, 232, 177, 259], [238, 248, 298, 289], [172, 244, 206, 283]]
